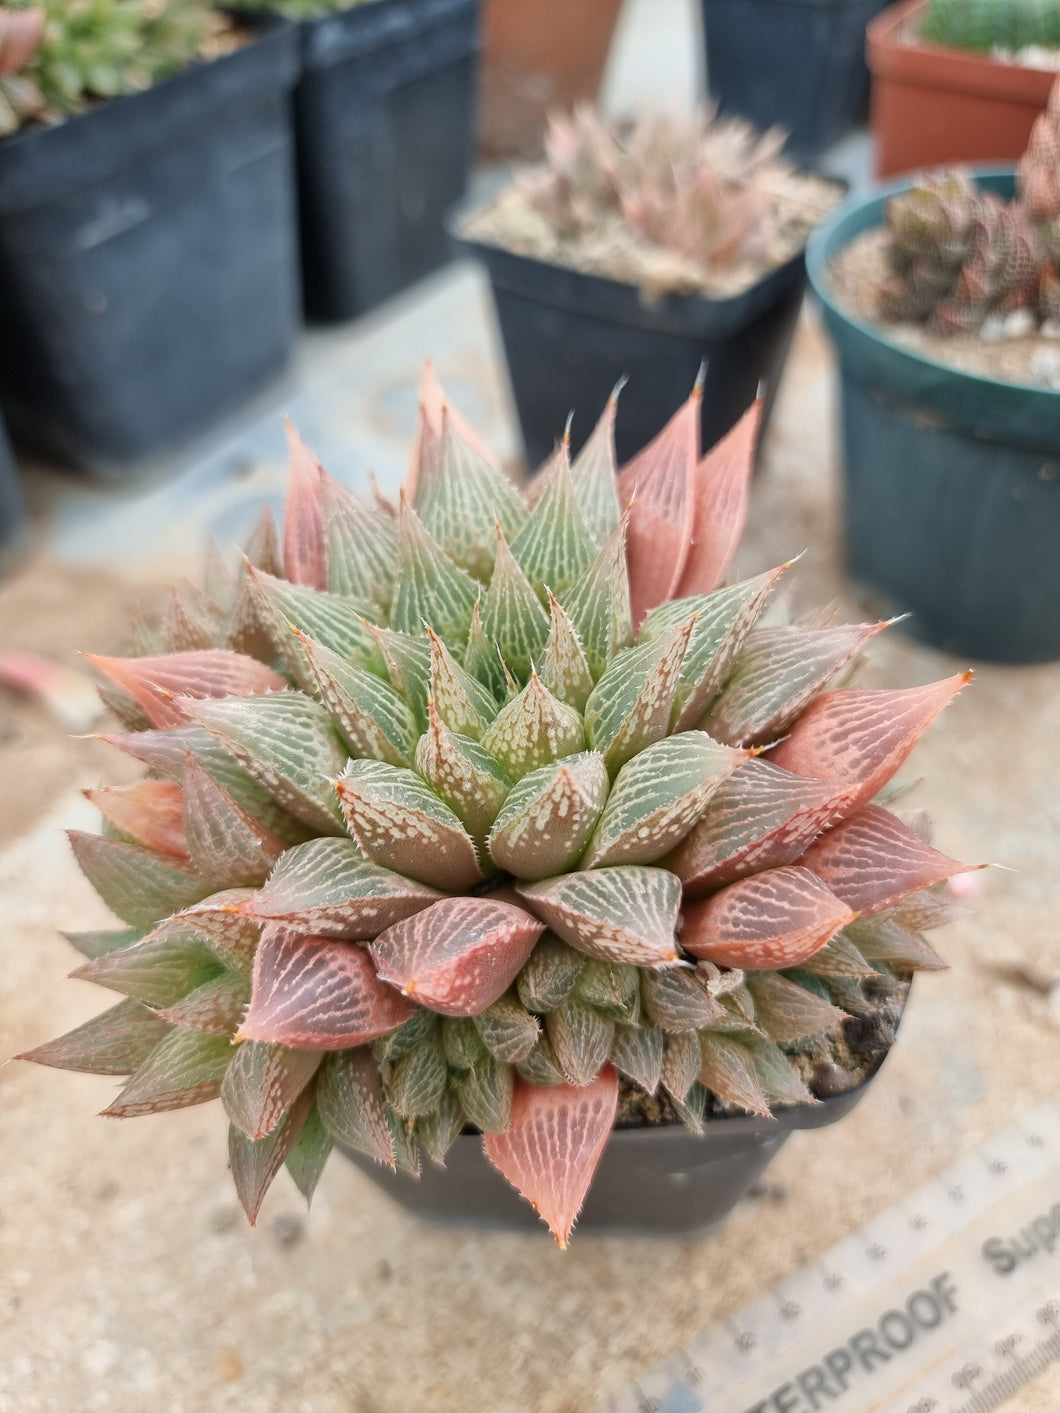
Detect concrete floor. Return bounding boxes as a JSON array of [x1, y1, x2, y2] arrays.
[[2, 3, 1059, 1411]]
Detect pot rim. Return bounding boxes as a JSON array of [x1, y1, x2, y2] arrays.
[[805, 165, 1059, 412], [867, 0, 1060, 98]]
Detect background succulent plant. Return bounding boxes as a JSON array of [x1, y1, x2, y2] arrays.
[[0, 0, 215, 129], [520, 104, 791, 271], [877, 78, 1060, 334], [920, 0, 1060, 53], [20, 371, 977, 1245]]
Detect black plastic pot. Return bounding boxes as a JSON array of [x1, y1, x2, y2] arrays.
[[344, 1074, 877, 1236], [0, 18, 301, 473], [807, 170, 1060, 665], [295, 0, 480, 322], [701, 0, 891, 164], [0, 415, 25, 556], [451, 196, 812, 469]]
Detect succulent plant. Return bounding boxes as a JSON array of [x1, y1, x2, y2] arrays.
[[0, 0, 214, 129], [0, 6, 44, 134], [920, 0, 1060, 52], [20, 371, 978, 1246], [520, 103, 791, 271], [227, 0, 373, 18], [878, 78, 1060, 335]]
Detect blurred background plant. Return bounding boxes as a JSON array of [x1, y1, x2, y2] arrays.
[[919, 0, 1060, 53], [0, 0, 222, 130]]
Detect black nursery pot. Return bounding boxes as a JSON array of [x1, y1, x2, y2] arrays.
[[0, 18, 301, 473], [701, 0, 890, 164], [345, 1073, 876, 1236], [0, 414, 25, 555], [295, 0, 480, 322], [807, 171, 1060, 665], [451, 202, 811, 469]]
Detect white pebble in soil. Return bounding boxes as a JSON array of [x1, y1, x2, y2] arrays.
[[1028, 345, 1060, 389]]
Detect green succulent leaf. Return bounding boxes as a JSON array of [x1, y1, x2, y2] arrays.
[[488, 750, 609, 879], [463, 602, 512, 702], [241, 838, 442, 939], [320, 468, 397, 607], [297, 633, 419, 767], [641, 967, 727, 1032], [316, 1049, 394, 1164], [474, 994, 541, 1064], [365, 624, 432, 730], [459, 1053, 515, 1132], [336, 758, 483, 891], [220, 1039, 322, 1141], [611, 1021, 664, 1093], [546, 996, 615, 1087], [584, 616, 695, 773], [67, 831, 211, 933], [386, 1030, 449, 1120], [284, 1104, 334, 1205], [557, 515, 633, 679], [540, 590, 595, 713], [390, 497, 479, 643], [517, 865, 682, 967], [246, 568, 382, 687], [570, 389, 622, 546], [510, 447, 598, 596], [156, 973, 251, 1035], [420, 417, 528, 578], [480, 528, 550, 679], [744, 971, 847, 1043], [844, 916, 948, 971], [418, 1088, 466, 1165], [660, 1030, 702, 1102], [18, 998, 172, 1076], [698, 1032, 772, 1117], [60, 927, 143, 960], [574, 960, 640, 1022], [581, 731, 746, 868], [427, 626, 500, 741], [745, 1034, 815, 1106], [516, 933, 585, 1015], [101, 1029, 235, 1118], [229, 1084, 316, 1226], [181, 755, 287, 889], [414, 702, 513, 847]]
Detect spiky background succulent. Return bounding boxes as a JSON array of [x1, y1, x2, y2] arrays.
[[227, 0, 373, 19], [0, 0, 216, 130], [878, 78, 1060, 334], [520, 103, 791, 271], [920, 0, 1060, 53], [20, 371, 977, 1245]]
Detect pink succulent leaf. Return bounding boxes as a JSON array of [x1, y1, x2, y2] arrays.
[[68, 830, 212, 932], [409, 363, 497, 516], [664, 759, 853, 896], [370, 897, 545, 1017], [482, 1065, 619, 1247], [674, 398, 761, 597], [767, 674, 972, 812], [242, 504, 283, 576], [702, 620, 890, 747], [681, 865, 855, 970], [155, 579, 219, 654], [240, 839, 443, 940], [316, 1048, 394, 1165], [616, 384, 701, 626], [743, 971, 847, 1043], [797, 805, 983, 918], [236, 924, 415, 1049], [220, 1039, 322, 1141], [282, 420, 328, 590], [85, 780, 188, 859], [17, 998, 172, 1076], [336, 759, 483, 892], [70, 929, 222, 1009], [182, 693, 349, 837], [85, 650, 288, 730], [0, 8, 45, 75], [229, 1082, 316, 1225], [155, 974, 251, 1035], [180, 754, 287, 889], [100, 1029, 234, 1118], [697, 1033, 773, 1117], [517, 866, 683, 968]]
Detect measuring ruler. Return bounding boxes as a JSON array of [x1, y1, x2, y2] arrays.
[[594, 1095, 1060, 1413]]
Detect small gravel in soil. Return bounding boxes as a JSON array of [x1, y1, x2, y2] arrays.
[[826, 228, 1060, 391]]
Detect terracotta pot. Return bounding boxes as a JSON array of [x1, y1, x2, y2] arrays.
[[867, 0, 1057, 177], [477, 0, 624, 159]]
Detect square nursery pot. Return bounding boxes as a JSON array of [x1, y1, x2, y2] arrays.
[[868, 0, 1058, 178], [0, 413, 25, 556], [701, 0, 893, 165], [0, 16, 301, 474], [343, 1067, 880, 1236], [807, 170, 1060, 665], [477, 0, 624, 160], [450, 192, 816, 470], [295, 0, 480, 322]]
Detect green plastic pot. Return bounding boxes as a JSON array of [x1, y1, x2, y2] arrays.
[[806, 170, 1060, 664]]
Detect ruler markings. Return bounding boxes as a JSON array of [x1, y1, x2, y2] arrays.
[[594, 1097, 1060, 1413]]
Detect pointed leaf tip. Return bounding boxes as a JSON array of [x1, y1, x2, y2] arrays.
[[483, 1066, 618, 1246]]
